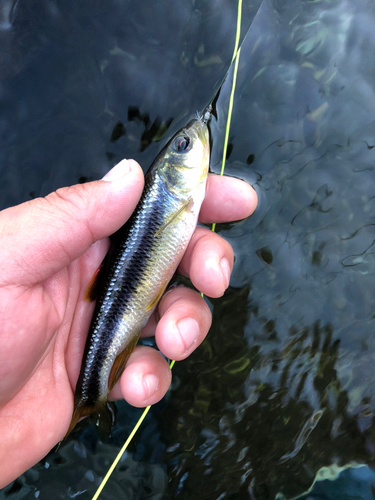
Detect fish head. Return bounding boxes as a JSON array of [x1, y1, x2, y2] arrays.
[[156, 117, 210, 196]]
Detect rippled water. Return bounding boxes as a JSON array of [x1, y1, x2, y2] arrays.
[[2, 0, 375, 499]]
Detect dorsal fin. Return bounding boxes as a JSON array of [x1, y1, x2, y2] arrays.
[[84, 250, 110, 301], [84, 263, 103, 301]]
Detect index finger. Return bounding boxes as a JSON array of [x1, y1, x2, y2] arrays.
[[199, 174, 258, 224]]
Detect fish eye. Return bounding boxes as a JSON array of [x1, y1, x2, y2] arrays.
[[173, 135, 190, 153]]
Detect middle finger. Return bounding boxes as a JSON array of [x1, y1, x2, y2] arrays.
[[141, 286, 211, 361], [179, 226, 234, 298]]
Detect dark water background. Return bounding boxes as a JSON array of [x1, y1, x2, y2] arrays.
[[2, 0, 375, 499]]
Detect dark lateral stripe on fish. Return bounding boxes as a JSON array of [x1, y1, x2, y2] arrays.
[[75, 175, 169, 405], [96, 178, 167, 318]]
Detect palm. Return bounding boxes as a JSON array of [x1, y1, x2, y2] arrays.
[[0, 192, 115, 484], [0, 164, 257, 488], [0, 246, 101, 457]]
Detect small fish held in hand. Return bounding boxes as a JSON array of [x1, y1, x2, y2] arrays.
[[67, 109, 211, 436]]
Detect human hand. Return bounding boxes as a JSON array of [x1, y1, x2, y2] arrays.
[[0, 159, 257, 487]]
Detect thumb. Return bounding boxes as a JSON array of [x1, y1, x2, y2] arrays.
[[0, 159, 144, 285]]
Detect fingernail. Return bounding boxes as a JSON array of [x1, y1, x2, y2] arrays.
[[142, 374, 159, 399], [220, 257, 231, 289], [102, 159, 130, 181], [176, 317, 200, 352]]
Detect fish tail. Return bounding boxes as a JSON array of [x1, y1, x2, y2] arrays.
[[64, 398, 115, 440]]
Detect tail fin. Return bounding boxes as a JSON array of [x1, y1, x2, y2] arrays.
[[64, 398, 115, 440]]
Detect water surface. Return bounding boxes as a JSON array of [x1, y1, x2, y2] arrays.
[[2, 0, 375, 499]]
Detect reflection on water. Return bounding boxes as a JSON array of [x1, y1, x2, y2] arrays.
[[296, 464, 375, 500], [163, 0, 375, 498], [0, 0, 259, 209], [2, 0, 375, 499], [164, 293, 374, 499]]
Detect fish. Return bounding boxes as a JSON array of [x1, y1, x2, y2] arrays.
[[66, 109, 211, 436]]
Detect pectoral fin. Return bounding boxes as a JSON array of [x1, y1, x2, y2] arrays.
[[155, 198, 193, 236]]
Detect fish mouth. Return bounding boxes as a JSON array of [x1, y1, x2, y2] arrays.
[[195, 105, 212, 124], [201, 105, 212, 124], [186, 118, 209, 146]]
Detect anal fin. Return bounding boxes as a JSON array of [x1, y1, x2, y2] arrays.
[[108, 333, 140, 392]]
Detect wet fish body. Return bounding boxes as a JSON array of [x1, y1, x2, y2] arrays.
[[67, 115, 210, 435]]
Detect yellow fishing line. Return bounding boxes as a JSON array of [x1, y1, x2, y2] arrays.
[[219, 47, 241, 180], [211, 1, 242, 233], [232, 0, 242, 63], [91, 0, 242, 497], [92, 406, 151, 500], [91, 360, 175, 500]]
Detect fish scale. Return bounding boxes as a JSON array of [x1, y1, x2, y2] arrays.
[[66, 114, 211, 437]]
